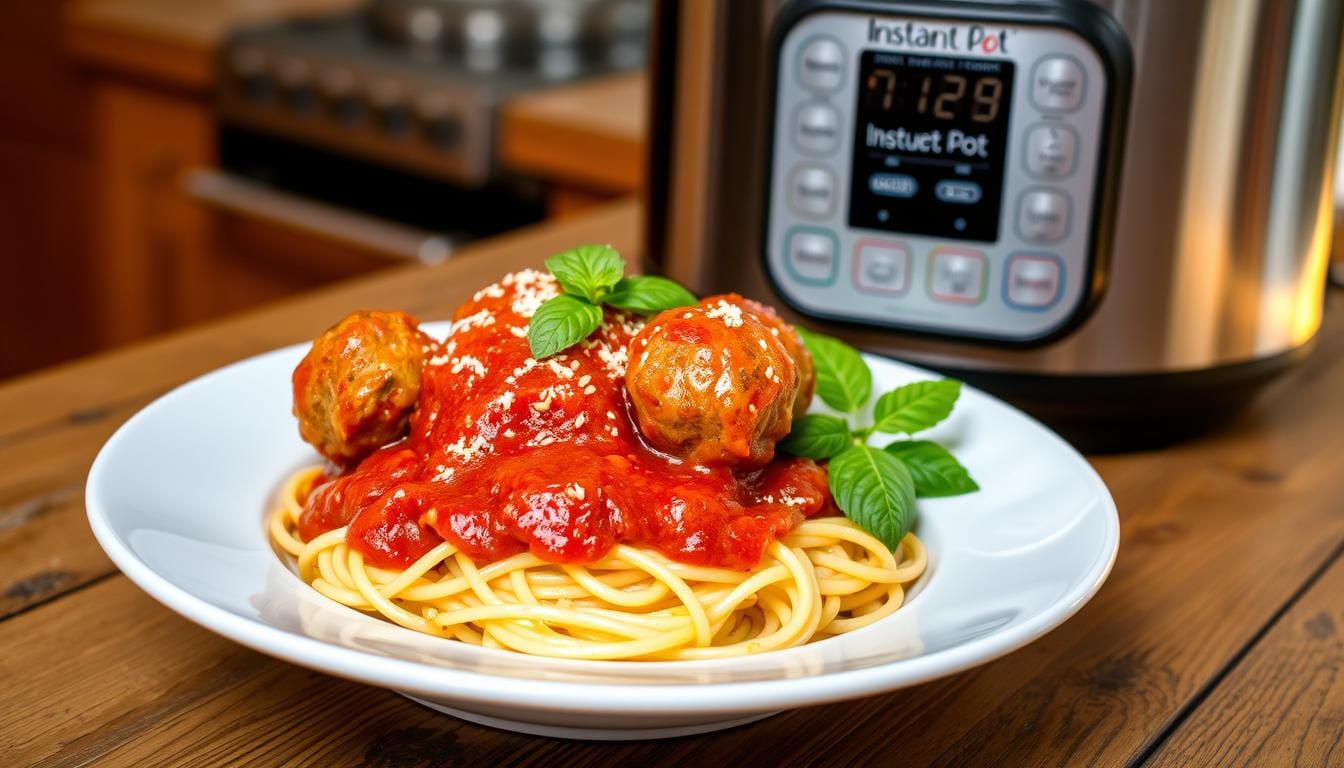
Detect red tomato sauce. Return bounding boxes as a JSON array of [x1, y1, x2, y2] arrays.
[[299, 270, 832, 571]]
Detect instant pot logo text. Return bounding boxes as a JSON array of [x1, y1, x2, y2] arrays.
[[867, 19, 1011, 55]]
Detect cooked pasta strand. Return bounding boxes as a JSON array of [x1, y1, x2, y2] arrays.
[[271, 467, 926, 660]]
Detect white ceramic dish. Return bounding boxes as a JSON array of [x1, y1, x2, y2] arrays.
[[86, 322, 1118, 740]]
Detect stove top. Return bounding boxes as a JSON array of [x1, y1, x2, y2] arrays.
[[218, 1, 647, 186]]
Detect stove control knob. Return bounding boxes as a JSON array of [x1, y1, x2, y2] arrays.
[[369, 80, 413, 137], [319, 68, 365, 126], [418, 94, 462, 150], [229, 48, 272, 103], [276, 58, 317, 115]]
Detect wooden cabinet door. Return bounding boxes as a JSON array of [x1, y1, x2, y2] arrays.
[[89, 81, 216, 346]]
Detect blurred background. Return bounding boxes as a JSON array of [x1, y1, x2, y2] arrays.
[[0, 0, 649, 379], [1, 0, 1342, 385]]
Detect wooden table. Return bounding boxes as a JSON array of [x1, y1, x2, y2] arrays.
[[3, 200, 1341, 767]]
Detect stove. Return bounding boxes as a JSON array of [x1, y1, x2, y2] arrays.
[[218, 0, 648, 187]]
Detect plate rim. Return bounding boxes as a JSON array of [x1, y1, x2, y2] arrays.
[[85, 338, 1119, 717]]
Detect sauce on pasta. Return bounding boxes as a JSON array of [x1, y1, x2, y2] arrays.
[[297, 270, 832, 572]]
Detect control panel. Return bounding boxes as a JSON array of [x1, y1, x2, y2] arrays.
[[766, 9, 1115, 342]]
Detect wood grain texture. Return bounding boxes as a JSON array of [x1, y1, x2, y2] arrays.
[[0, 201, 640, 620], [1, 203, 1342, 766], [1145, 550, 1344, 768], [87, 80, 216, 347], [500, 73, 647, 192], [0, 3, 100, 378]]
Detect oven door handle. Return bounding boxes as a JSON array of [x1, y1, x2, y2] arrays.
[[184, 169, 456, 264]]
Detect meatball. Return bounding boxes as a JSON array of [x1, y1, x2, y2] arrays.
[[292, 310, 432, 465], [625, 301, 799, 467], [701, 294, 815, 421]]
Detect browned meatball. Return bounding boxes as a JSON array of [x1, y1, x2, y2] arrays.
[[625, 301, 799, 467], [702, 294, 815, 421], [292, 310, 432, 465]]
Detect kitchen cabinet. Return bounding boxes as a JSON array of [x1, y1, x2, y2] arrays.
[[499, 73, 647, 216], [65, 0, 393, 352], [0, 2, 97, 376], [49, 0, 648, 375]]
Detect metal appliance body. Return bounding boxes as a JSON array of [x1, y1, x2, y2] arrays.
[[647, 0, 1344, 448], [220, 0, 647, 187]]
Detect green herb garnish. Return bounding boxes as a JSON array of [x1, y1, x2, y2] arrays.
[[781, 330, 979, 549], [528, 244, 697, 359]]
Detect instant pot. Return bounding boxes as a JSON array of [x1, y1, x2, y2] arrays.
[[645, 0, 1344, 450]]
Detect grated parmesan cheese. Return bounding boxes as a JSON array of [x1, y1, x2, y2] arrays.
[[705, 300, 744, 328]]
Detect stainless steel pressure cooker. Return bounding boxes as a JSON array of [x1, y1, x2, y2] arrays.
[[646, 0, 1344, 450]]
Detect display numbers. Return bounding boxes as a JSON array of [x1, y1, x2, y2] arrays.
[[866, 70, 1004, 123]]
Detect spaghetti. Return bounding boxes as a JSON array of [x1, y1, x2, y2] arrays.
[[271, 465, 927, 661]]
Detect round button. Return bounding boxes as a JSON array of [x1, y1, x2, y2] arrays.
[[1030, 56, 1086, 113], [797, 37, 845, 92], [380, 106, 414, 137], [785, 228, 838, 286], [854, 240, 911, 295], [1004, 253, 1064, 310], [1024, 123, 1079, 178], [275, 59, 317, 115], [1016, 189, 1072, 243], [788, 165, 837, 218], [792, 102, 841, 155]]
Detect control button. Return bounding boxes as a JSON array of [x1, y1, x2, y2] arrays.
[[380, 105, 415, 137], [785, 228, 839, 285], [369, 79, 413, 137], [928, 247, 987, 305], [1025, 123, 1079, 178], [276, 58, 317, 115], [425, 117, 463, 149], [230, 48, 273, 103], [789, 166, 837, 218], [1004, 253, 1064, 309], [934, 180, 983, 205], [797, 37, 845, 92], [318, 68, 364, 125], [418, 93, 462, 149], [793, 102, 841, 155], [853, 239, 911, 295], [330, 95, 367, 126], [1016, 189, 1072, 243], [869, 173, 918, 198], [1030, 56, 1086, 113]]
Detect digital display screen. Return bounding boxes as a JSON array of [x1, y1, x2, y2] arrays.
[[847, 51, 1015, 243]]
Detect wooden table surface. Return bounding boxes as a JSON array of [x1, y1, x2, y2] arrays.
[[3, 200, 1342, 767]]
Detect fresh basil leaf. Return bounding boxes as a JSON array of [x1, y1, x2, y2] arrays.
[[884, 440, 979, 497], [872, 379, 961, 435], [828, 444, 916, 551], [798, 329, 872, 413], [545, 244, 626, 303], [528, 295, 603, 359], [603, 275, 697, 315], [779, 414, 852, 459]]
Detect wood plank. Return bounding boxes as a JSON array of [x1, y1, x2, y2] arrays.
[[2, 201, 1341, 765], [1, 295, 1341, 766], [0, 201, 641, 618], [1145, 549, 1344, 768], [500, 73, 647, 192], [0, 199, 639, 437], [0, 493, 111, 621]]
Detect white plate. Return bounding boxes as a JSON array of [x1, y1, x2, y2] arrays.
[[86, 322, 1118, 740]]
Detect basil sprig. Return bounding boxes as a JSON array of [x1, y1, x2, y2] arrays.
[[528, 245, 697, 358], [782, 330, 979, 550]]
